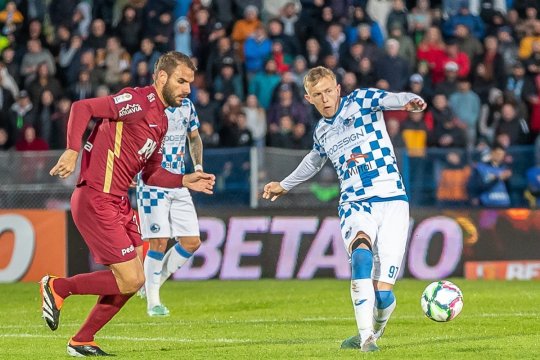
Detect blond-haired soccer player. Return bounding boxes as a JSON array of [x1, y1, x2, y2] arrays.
[[263, 66, 426, 352]]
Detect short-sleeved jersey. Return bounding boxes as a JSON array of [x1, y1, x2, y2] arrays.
[[313, 88, 407, 204], [78, 86, 167, 196], [160, 98, 200, 175]]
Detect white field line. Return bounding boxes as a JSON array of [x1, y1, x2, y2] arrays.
[[0, 312, 537, 330], [0, 333, 251, 343]]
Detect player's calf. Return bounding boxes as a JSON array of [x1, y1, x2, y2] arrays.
[[349, 235, 376, 348]]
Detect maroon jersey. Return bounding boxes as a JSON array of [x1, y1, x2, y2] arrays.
[[67, 86, 169, 196]]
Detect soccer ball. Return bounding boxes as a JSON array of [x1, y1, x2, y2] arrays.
[[421, 280, 463, 322]]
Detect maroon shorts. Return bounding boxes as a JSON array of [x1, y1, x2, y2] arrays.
[[71, 185, 143, 265]]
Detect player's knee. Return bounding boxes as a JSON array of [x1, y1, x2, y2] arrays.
[[349, 232, 372, 252], [375, 290, 396, 309], [179, 237, 201, 253], [351, 248, 373, 280], [118, 273, 145, 294]]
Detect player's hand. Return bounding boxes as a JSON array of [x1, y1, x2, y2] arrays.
[[50, 149, 79, 178], [404, 98, 427, 112], [262, 182, 287, 202], [182, 172, 215, 194]]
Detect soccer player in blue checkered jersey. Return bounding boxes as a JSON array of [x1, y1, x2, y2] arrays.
[[263, 66, 426, 352], [136, 98, 204, 317]]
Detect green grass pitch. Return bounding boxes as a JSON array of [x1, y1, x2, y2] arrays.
[[0, 279, 539, 359]]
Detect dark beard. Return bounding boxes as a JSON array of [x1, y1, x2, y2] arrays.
[[162, 81, 183, 107]]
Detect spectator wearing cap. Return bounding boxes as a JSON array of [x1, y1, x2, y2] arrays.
[[131, 38, 161, 79], [497, 26, 519, 74], [232, 5, 262, 58], [443, 0, 485, 40], [444, 39, 470, 79], [174, 17, 192, 56], [434, 61, 460, 97], [115, 5, 143, 55], [449, 77, 481, 146], [409, 73, 433, 104], [374, 39, 410, 92], [213, 57, 244, 102], [244, 25, 272, 74], [8, 90, 36, 142], [388, 22, 416, 72], [248, 59, 281, 109]]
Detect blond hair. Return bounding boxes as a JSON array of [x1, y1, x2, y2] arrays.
[[303, 66, 336, 92]]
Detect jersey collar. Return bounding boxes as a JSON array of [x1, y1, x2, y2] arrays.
[[323, 97, 345, 124]]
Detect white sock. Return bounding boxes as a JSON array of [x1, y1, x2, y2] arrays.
[[144, 250, 164, 309], [373, 291, 397, 334], [160, 243, 193, 285], [351, 279, 376, 343]]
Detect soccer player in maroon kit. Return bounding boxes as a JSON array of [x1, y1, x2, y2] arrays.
[[40, 52, 215, 357]]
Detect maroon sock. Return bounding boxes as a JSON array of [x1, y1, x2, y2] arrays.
[[72, 294, 133, 343], [54, 270, 121, 299]]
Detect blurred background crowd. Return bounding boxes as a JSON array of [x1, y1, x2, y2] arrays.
[[0, 0, 539, 208]]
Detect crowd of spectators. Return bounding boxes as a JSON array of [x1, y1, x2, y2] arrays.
[[0, 0, 540, 206], [0, 0, 537, 150]]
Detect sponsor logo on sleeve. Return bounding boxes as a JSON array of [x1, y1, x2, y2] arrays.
[[119, 103, 143, 117], [113, 93, 133, 104], [147, 93, 156, 102]]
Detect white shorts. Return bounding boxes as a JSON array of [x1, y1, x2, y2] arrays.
[[338, 200, 409, 284], [138, 186, 200, 240]]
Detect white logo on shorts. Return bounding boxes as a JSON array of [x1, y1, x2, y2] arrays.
[[121, 245, 135, 256]]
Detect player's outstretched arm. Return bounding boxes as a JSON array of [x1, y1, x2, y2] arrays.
[[50, 149, 79, 178], [379, 92, 426, 112], [182, 172, 216, 194], [263, 182, 288, 202]]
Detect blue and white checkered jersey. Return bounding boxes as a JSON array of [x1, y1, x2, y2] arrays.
[[136, 98, 200, 214], [161, 98, 200, 175], [280, 89, 424, 204]]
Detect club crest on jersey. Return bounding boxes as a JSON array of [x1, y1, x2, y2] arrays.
[[343, 116, 354, 127], [119, 103, 142, 117], [113, 93, 132, 104]]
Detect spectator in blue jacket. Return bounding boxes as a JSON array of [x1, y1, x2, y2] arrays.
[[443, 1, 486, 39], [469, 145, 512, 207], [244, 24, 272, 75]]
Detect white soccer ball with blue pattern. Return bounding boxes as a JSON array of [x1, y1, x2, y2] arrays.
[[421, 280, 463, 322]]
